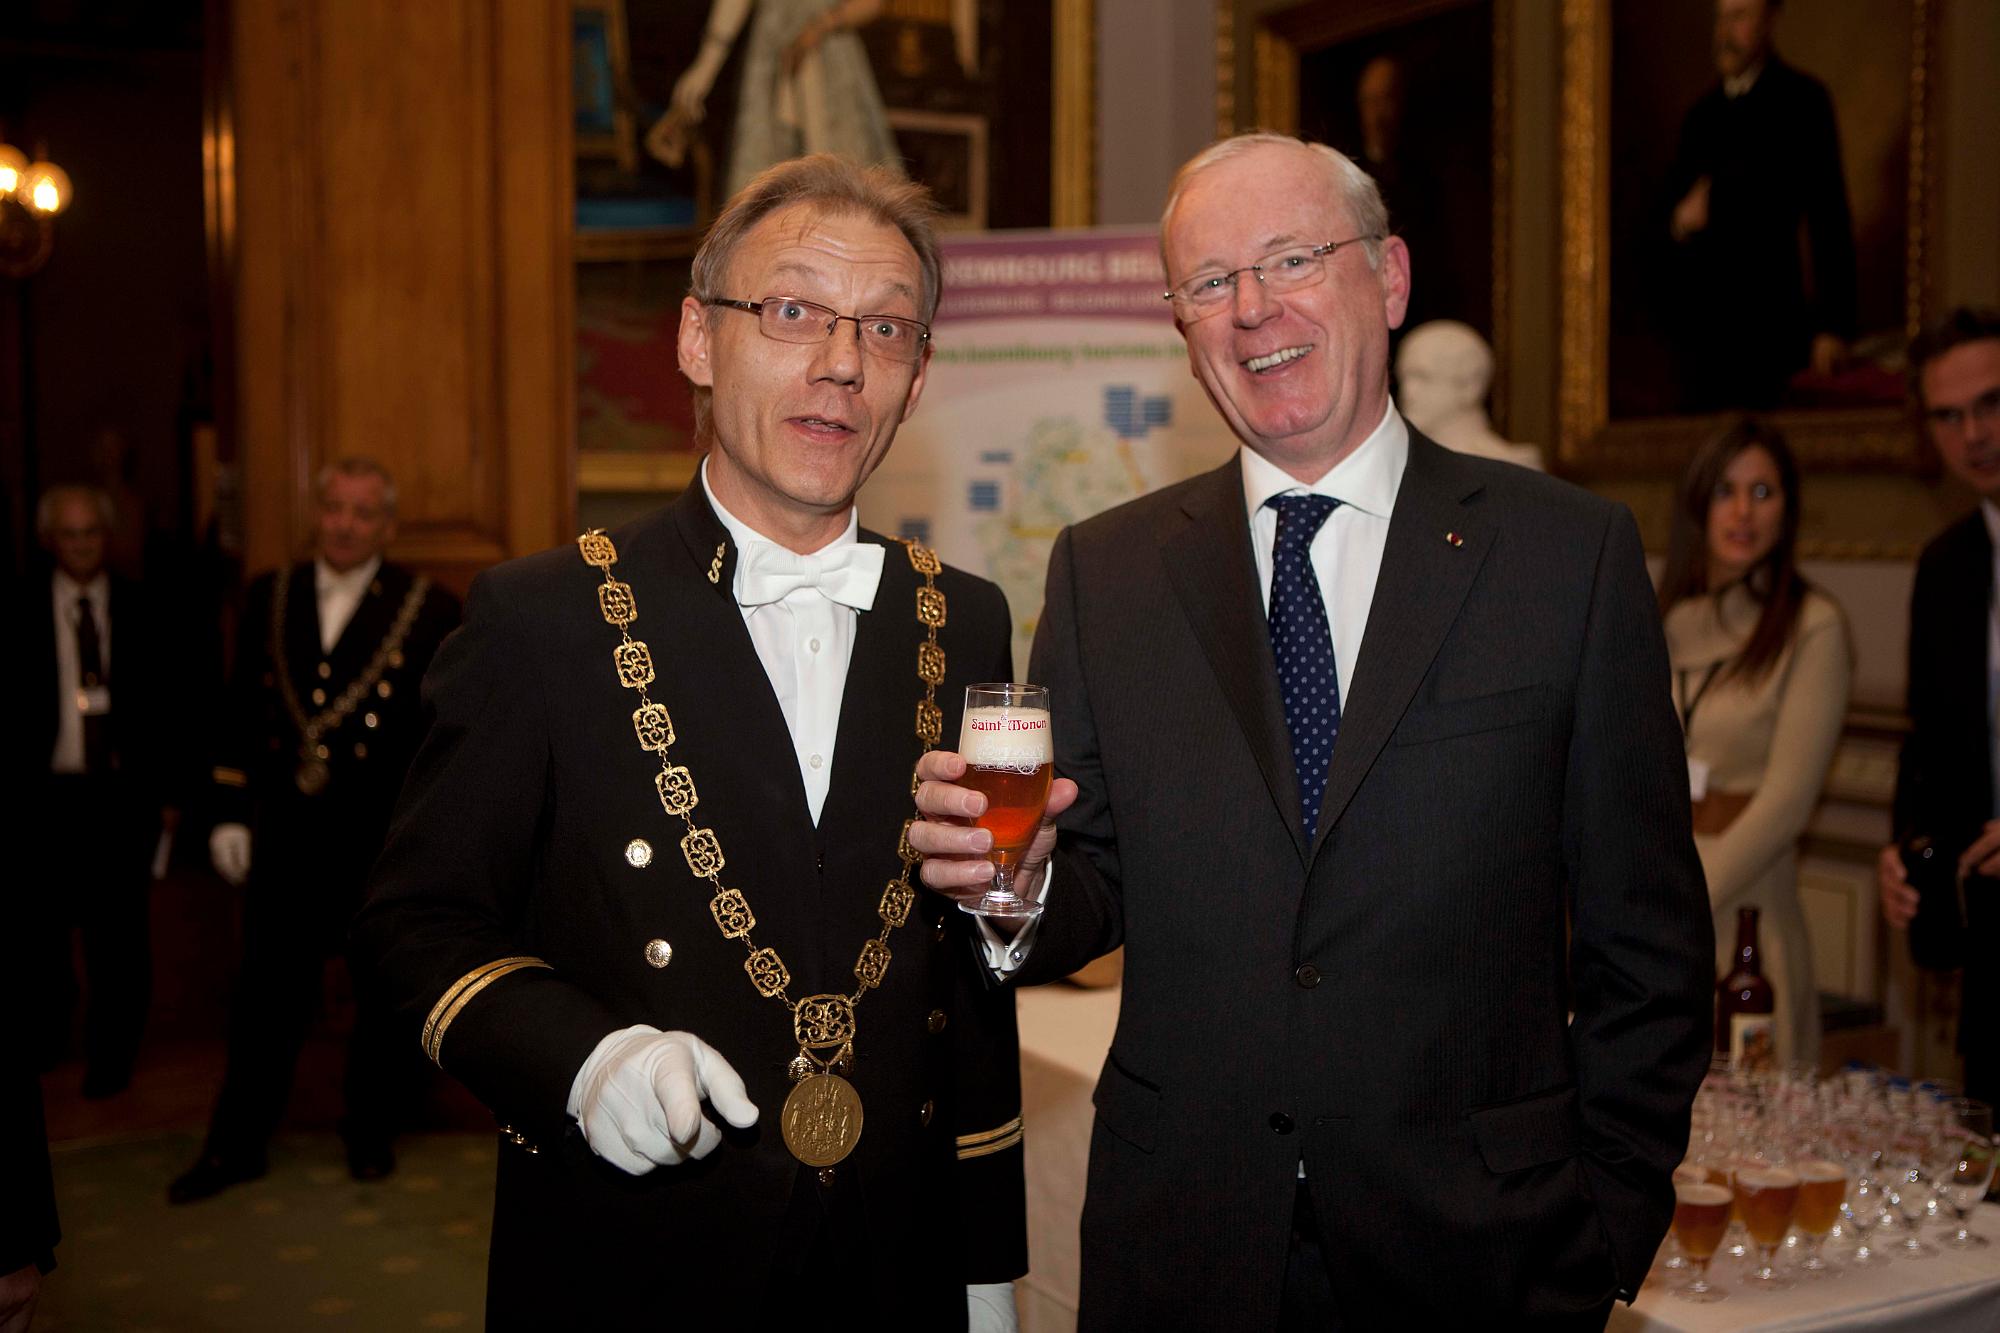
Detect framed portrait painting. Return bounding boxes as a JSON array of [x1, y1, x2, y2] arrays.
[[572, 0, 1094, 493], [1557, 0, 1938, 473]]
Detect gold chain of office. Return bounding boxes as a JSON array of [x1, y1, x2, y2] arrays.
[[577, 528, 948, 1168], [271, 568, 432, 795]]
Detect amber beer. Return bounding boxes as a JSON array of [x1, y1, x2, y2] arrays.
[[1794, 1159, 1848, 1236], [1673, 1182, 1733, 1258], [1735, 1167, 1801, 1246], [959, 707, 1054, 868], [958, 684, 1054, 920]]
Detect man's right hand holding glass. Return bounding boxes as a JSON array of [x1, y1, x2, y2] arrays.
[[910, 750, 1078, 916]]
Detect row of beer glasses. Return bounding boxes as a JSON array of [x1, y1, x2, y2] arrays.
[[1665, 1064, 1997, 1302]]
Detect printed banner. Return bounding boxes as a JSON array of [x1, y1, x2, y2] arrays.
[[860, 227, 1239, 672]]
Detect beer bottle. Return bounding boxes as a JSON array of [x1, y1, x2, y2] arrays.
[[1715, 906, 1776, 1071]]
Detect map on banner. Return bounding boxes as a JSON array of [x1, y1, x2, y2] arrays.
[[860, 228, 1240, 673]]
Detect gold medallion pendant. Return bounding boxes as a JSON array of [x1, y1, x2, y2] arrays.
[[294, 756, 330, 795], [781, 1073, 864, 1167]]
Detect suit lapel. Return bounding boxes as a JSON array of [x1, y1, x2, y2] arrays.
[[820, 534, 916, 841], [659, 485, 818, 834], [1159, 457, 1308, 865], [1312, 431, 1494, 857], [284, 563, 323, 687]]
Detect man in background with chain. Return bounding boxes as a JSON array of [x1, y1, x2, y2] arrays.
[[169, 458, 459, 1202], [352, 155, 1026, 1329]]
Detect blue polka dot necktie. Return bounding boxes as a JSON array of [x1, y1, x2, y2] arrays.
[[1266, 494, 1342, 839]]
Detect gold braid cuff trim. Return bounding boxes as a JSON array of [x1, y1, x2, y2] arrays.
[[422, 957, 551, 1066], [955, 1118, 1025, 1160], [212, 767, 249, 788]]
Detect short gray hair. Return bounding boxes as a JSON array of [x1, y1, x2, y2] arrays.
[[316, 456, 398, 515], [1160, 133, 1391, 274], [687, 154, 942, 447], [36, 484, 115, 540]]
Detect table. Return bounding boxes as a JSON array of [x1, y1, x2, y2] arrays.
[[1012, 986, 2000, 1331], [1610, 1208, 2000, 1332], [1015, 981, 1121, 1333]]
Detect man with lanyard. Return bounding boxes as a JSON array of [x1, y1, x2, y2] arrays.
[[171, 458, 460, 1202], [351, 155, 1026, 1328]]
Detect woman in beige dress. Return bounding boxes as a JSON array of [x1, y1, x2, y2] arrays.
[[1659, 419, 1851, 1067]]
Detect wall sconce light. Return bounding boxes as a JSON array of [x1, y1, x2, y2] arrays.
[[0, 138, 74, 279]]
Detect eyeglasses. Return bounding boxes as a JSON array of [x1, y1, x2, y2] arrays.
[[704, 295, 931, 363], [1163, 235, 1382, 319]]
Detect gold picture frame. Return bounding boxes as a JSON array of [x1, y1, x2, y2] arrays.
[[1218, 0, 1515, 433], [1554, 0, 1938, 476]]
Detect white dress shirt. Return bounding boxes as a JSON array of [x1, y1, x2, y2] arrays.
[[1241, 398, 1409, 706], [50, 570, 112, 774], [316, 555, 382, 655], [990, 404, 1414, 984], [703, 461, 871, 826], [1984, 500, 1999, 818]]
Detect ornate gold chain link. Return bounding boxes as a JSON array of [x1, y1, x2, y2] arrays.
[[271, 567, 432, 794], [578, 528, 946, 1085]]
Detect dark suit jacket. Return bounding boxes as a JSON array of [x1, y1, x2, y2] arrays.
[[351, 486, 1027, 1326], [1020, 431, 1713, 1327], [211, 560, 459, 898], [1896, 510, 1996, 1094], [14, 570, 180, 802]]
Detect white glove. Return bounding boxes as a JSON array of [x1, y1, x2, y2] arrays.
[[967, 1282, 1019, 1333], [210, 823, 252, 885], [566, 1024, 760, 1174]]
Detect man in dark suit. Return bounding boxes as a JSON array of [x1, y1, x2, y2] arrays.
[[350, 156, 1026, 1328], [1664, 0, 1856, 411], [169, 458, 459, 1202], [13, 485, 177, 1098], [915, 133, 1713, 1328], [1878, 308, 2000, 1104]]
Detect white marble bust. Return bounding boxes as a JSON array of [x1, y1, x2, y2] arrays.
[[1396, 320, 1544, 471]]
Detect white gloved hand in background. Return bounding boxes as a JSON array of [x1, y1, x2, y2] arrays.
[[567, 1024, 760, 1174], [209, 823, 252, 885]]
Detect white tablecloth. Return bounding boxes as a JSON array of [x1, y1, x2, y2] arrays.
[[1015, 982, 1120, 1333], [1012, 985, 2000, 1333], [1610, 1209, 2000, 1332]]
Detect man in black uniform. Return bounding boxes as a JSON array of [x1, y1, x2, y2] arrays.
[[14, 485, 178, 1098], [1664, 0, 1857, 411], [170, 458, 459, 1202], [352, 155, 1028, 1329], [1879, 308, 2000, 1102]]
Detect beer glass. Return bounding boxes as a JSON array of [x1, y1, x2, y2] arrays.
[[1940, 1100, 1997, 1249], [1840, 1172, 1891, 1267], [1669, 1180, 1733, 1303], [1791, 1157, 1847, 1277], [1882, 1132, 1938, 1260], [957, 683, 1053, 920], [1735, 1166, 1800, 1288]]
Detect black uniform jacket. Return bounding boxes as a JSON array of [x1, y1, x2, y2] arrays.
[[1018, 431, 1714, 1328], [211, 560, 459, 886], [1897, 511, 1997, 1081], [352, 486, 1028, 1326]]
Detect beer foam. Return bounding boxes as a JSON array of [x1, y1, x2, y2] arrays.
[[1796, 1160, 1847, 1183], [1735, 1168, 1799, 1190], [960, 706, 1052, 771], [1676, 1182, 1731, 1206]]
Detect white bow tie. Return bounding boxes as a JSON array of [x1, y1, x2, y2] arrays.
[[733, 540, 884, 610]]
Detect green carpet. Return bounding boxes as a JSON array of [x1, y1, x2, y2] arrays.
[[35, 1132, 495, 1331]]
